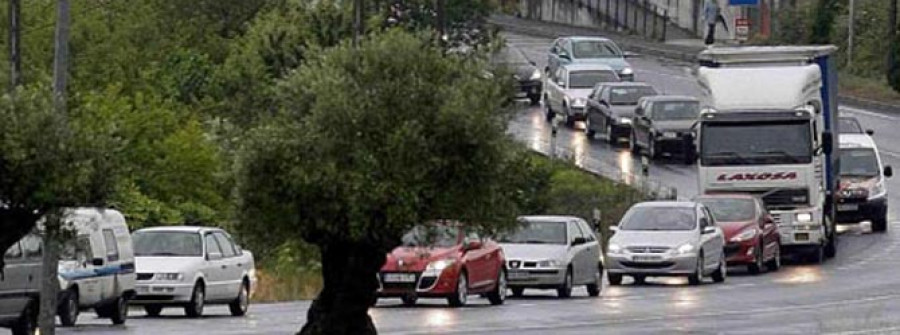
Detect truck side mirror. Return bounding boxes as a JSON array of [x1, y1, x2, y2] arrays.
[[885, 166, 893, 178], [822, 131, 833, 154]]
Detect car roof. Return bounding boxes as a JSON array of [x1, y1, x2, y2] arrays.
[[633, 201, 698, 208], [519, 215, 583, 223], [839, 133, 877, 149], [566, 36, 614, 43], [641, 95, 699, 103], [135, 226, 223, 234], [694, 193, 759, 201], [598, 81, 654, 88], [562, 63, 616, 72]]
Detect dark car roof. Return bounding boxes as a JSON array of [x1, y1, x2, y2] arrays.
[[641, 95, 700, 103]]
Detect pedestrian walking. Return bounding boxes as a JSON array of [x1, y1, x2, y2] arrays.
[[704, 0, 728, 45]]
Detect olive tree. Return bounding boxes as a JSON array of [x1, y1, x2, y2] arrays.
[[236, 30, 527, 335]]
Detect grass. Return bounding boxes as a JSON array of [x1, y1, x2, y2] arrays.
[[252, 267, 322, 303], [839, 74, 900, 105]]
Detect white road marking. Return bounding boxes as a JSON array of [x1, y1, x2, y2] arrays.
[[840, 106, 900, 121], [824, 325, 900, 335]]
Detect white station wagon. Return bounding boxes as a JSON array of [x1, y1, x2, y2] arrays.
[[130, 226, 256, 318]]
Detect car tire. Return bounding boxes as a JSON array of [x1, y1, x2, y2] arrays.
[[145, 305, 163, 317], [110, 295, 129, 325], [585, 117, 596, 139], [487, 269, 507, 305], [185, 282, 206, 318], [229, 282, 251, 316], [629, 132, 641, 154], [605, 120, 616, 144], [712, 257, 727, 283], [447, 270, 468, 307], [586, 264, 602, 297], [748, 239, 764, 275], [608, 273, 623, 286], [562, 107, 574, 127], [873, 215, 888, 233], [58, 289, 80, 327], [648, 139, 659, 160], [688, 254, 704, 286], [766, 242, 782, 272], [557, 268, 573, 298], [11, 302, 36, 335], [529, 94, 541, 106], [632, 275, 646, 285]]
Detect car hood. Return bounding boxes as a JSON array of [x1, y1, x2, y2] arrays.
[[839, 176, 878, 190], [499, 243, 567, 261], [652, 120, 696, 133], [574, 57, 630, 71], [610, 230, 696, 248], [564, 88, 593, 101], [609, 105, 637, 118], [382, 246, 459, 272], [512, 65, 538, 80], [136, 256, 204, 274], [718, 221, 756, 240]]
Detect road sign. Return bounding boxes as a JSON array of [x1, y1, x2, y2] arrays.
[[735, 18, 750, 41], [729, 0, 759, 5]]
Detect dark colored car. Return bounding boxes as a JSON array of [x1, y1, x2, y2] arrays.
[[839, 116, 874, 135], [377, 222, 507, 307], [584, 82, 658, 144], [630, 96, 700, 164], [694, 194, 781, 274], [493, 46, 543, 105], [0, 235, 42, 335]]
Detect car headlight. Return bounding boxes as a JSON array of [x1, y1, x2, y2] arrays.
[[660, 131, 678, 138], [529, 68, 542, 80], [573, 98, 587, 107], [621, 67, 634, 75], [155, 273, 184, 281], [608, 243, 623, 254], [869, 181, 887, 200], [619, 117, 632, 125], [538, 259, 564, 268], [673, 243, 695, 255], [730, 228, 758, 243], [795, 212, 813, 223], [426, 259, 456, 271]]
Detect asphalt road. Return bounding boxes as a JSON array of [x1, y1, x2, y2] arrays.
[[37, 32, 900, 335]]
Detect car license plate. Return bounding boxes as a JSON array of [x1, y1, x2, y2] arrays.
[[383, 273, 417, 283], [508, 271, 528, 280], [632, 255, 662, 262], [838, 204, 859, 211], [136, 286, 149, 293], [795, 233, 810, 242]]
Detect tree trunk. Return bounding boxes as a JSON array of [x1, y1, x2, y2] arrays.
[[38, 211, 62, 335], [297, 242, 385, 335], [8, 0, 21, 90], [888, 0, 897, 71]]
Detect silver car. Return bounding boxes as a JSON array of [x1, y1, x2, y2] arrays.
[[498, 216, 603, 298], [606, 202, 726, 286]]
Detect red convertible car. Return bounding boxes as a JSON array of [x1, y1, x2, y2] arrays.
[[377, 222, 507, 307], [695, 194, 782, 274]]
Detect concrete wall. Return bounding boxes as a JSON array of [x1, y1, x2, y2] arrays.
[[518, 0, 699, 40]]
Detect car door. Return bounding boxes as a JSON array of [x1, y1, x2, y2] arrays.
[[566, 221, 588, 283], [550, 67, 567, 112], [213, 232, 242, 299], [0, 242, 25, 319], [575, 220, 601, 284], [635, 100, 653, 147], [697, 207, 716, 271], [758, 200, 780, 260], [203, 233, 228, 300], [97, 228, 122, 302], [586, 85, 604, 128], [462, 231, 493, 289]]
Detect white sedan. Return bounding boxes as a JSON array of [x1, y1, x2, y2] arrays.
[[130, 226, 256, 318]]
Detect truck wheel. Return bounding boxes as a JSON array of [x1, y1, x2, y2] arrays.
[[110, 296, 128, 325], [607, 273, 623, 285], [144, 305, 163, 317], [557, 268, 573, 298], [487, 269, 507, 305], [11, 302, 36, 335], [873, 215, 888, 233], [447, 270, 468, 307], [59, 289, 80, 327], [825, 230, 837, 259], [229, 282, 251, 316], [185, 283, 206, 318]]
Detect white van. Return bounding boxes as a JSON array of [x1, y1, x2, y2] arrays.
[[56, 208, 136, 326], [836, 134, 893, 232]]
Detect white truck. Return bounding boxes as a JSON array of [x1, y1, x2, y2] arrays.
[[695, 46, 840, 263]]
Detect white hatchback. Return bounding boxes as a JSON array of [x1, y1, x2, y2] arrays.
[[130, 227, 256, 318]]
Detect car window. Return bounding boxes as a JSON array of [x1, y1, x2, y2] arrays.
[[620, 206, 697, 231], [401, 224, 461, 248], [498, 221, 567, 245], [576, 221, 595, 241], [567, 221, 580, 242], [62, 235, 93, 263], [571, 40, 623, 58], [839, 117, 863, 134], [205, 233, 223, 256], [4, 242, 22, 260], [609, 86, 658, 105], [840, 148, 879, 177], [697, 198, 757, 222], [568, 70, 620, 89], [134, 231, 203, 257], [653, 101, 700, 120], [213, 232, 237, 258], [21, 234, 42, 259], [103, 229, 120, 262]]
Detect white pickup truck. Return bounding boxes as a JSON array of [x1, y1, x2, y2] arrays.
[[130, 226, 256, 318]]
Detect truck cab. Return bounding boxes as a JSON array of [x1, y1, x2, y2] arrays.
[[696, 46, 839, 263]]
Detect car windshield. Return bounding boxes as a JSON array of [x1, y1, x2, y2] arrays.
[[568, 70, 620, 88], [620, 206, 696, 231], [133, 231, 203, 257], [839, 117, 863, 134], [571, 40, 622, 58], [840, 148, 879, 177], [701, 121, 812, 166], [653, 101, 699, 120], [493, 47, 531, 66], [497, 221, 567, 245], [610, 86, 657, 105], [697, 198, 756, 222], [401, 225, 460, 248]]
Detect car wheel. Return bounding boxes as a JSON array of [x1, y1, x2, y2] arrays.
[[688, 254, 704, 285], [487, 269, 507, 305], [586, 264, 602, 297], [529, 94, 541, 106], [712, 257, 727, 283], [632, 275, 646, 285], [629, 132, 641, 154], [648, 139, 658, 160], [229, 282, 251, 316], [766, 242, 782, 272], [605, 120, 616, 144], [585, 117, 596, 139], [562, 107, 574, 127], [447, 270, 468, 307], [873, 216, 888, 233], [748, 239, 764, 275], [557, 268, 573, 298], [110, 296, 128, 325], [144, 305, 163, 317], [185, 283, 206, 318], [608, 273, 623, 286], [11, 302, 36, 335], [59, 289, 80, 327]]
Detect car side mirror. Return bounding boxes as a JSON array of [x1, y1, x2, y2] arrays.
[[571, 237, 588, 246], [207, 252, 223, 261], [822, 131, 833, 154], [91, 258, 105, 267], [600, 100, 610, 107], [623, 51, 637, 58], [702, 226, 716, 235], [866, 129, 875, 136], [464, 240, 483, 251], [885, 166, 894, 178]]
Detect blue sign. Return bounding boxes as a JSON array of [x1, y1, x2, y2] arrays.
[[729, 0, 759, 5]]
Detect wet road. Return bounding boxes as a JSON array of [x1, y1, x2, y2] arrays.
[[42, 33, 900, 335]]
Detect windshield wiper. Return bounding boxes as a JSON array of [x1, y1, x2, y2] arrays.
[[755, 150, 804, 163], [706, 151, 751, 164]]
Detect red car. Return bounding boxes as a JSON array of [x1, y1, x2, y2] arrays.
[[695, 194, 782, 274], [377, 222, 507, 307]]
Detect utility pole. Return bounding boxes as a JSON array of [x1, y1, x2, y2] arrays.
[[353, 0, 364, 47], [847, 0, 854, 68], [889, 0, 897, 74], [39, 1, 69, 335], [436, 0, 446, 38], [8, 0, 21, 90]]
